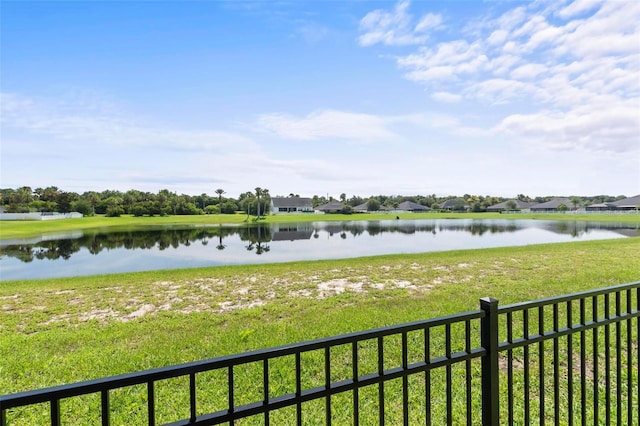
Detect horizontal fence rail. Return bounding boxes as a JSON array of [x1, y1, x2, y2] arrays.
[[2, 281, 639, 425]]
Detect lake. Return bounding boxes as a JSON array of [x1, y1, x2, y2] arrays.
[[1, 219, 637, 281]]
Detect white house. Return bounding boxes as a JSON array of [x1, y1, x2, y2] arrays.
[[270, 197, 314, 215]]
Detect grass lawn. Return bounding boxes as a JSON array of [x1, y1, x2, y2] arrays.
[[1, 236, 639, 423], [1, 210, 639, 422]]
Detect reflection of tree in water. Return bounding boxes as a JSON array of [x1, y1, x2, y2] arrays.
[[366, 222, 382, 236], [216, 234, 225, 250], [1, 239, 84, 261], [3, 220, 635, 264], [0, 226, 241, 263], [0, 246, 35, 263], [239, 225, 272, 255], [348, 224, 366, 237]]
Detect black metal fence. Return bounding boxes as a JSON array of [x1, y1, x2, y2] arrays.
[[2, 281, 638, 425]]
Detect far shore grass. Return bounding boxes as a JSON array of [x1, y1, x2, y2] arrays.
[[1, 211, 639, 240]]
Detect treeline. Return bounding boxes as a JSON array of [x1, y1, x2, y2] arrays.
[[0, 186, 628, 217]]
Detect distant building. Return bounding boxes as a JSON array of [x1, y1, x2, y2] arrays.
[[351, 202, 369, 213], [315, 201, 344, 213], [352, 201, 390, 213], [486, 200, 535, 212], [438, 199, 468, 211], [530, 198, 573, 212], [611, 195, 640, 210], [587, 195, 640, 211], [396, 201, 430, 212], [270, 197, 313, 215], [585, 202, 618, 211]]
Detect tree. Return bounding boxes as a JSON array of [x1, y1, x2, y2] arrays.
[[340, 193, 347, 203], [71, 199, 93, 216], [505, 200, 518, 210], [13, 186, 34, 210], [570, 196, 582, 211], [105, 205, 125, 217], [261, 188, 270, 215], [219, 200, 238, 214], [366, 199, 381, 211], [255, 187, 263, 217], [57, 191, 78, 213], [82, 191, 100, 215], [238, 192, 255, 217], [215, 188, 225, 211], [254, 187, 270, 218], [471, 202, 483, 212], [205, 205, 219, 214]]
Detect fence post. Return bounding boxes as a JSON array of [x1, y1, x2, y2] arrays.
[[480, 297, 499, 426]]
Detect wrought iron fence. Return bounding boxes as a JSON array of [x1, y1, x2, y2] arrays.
[[2, 281, 638, 425]]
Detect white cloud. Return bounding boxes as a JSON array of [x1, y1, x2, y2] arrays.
[[358, 0, 442, 46], [256, 109, 398, 142], [487, 29, 508, 46], [510, 63, 548, 80], [495, 6, 528, 32], [360, 0, 640, 155], [415, 13, 443, 32], [431, 91, 462, 103], [0, 92, 257, 153], [557, 0, 604, 19], [495, 99, 640, 153], [398, 40, 489, 82]]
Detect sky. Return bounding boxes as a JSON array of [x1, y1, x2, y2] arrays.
[[1, 0, 639, 199]]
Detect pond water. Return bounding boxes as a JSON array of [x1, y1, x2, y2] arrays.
[[1, 219, 637, 281]]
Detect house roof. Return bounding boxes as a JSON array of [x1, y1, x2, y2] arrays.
[[397, 201, 430, 211], [352, 203, 369, 211], [316, 201, 344, 211], [352, 201, 389, 211], [587, 202, 617, 209], [611, 195, 640, 208], [271, 197, 313, 208], [487, 200, 535, 210], [439, 199, 467, 208], [530, 197, 572, 209]]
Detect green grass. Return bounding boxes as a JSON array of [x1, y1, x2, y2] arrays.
[[1, 211, 638, 239], [1, 237, 639, 423]]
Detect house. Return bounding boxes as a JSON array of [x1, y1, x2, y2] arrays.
[[270, 197, 313, 215], [351, 202, 369, 213], [530, 198, 573, 212], [396, 201, 430, 212], [486, 200, 535, 212], [585, 202, 618, 211], [587, 195, 640, 211], [611, 195, 640, 210], [315, 201, 344, 213], [352, 201, 389, 213], [438, 199, 468, 211]]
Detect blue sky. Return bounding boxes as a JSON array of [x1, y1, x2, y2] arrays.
[[1, 0, 639, 199]]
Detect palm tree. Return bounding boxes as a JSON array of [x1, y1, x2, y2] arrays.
[[262, 188, 270, 216], [255, 187, 263, 218], [215, 189, 225, 213]]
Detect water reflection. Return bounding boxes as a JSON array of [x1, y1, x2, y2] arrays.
[[0, 225, 274, 262], [0, 219, 637, 280]]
